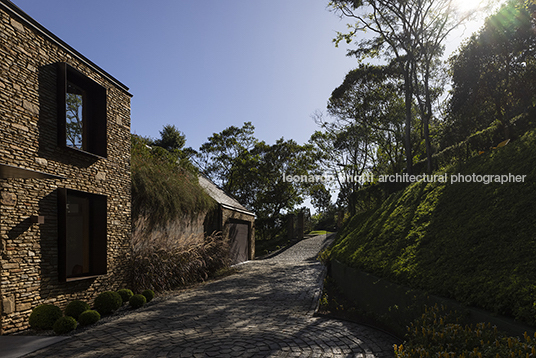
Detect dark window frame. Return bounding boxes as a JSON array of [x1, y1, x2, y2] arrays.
[[57, 62, 107, 158], [58, 188, 108, 282]]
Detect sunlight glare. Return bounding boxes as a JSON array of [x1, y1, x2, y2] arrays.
[[452, 0, 487, 14]]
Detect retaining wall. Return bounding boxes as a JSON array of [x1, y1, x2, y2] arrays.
[[330, 259, 536, 338]]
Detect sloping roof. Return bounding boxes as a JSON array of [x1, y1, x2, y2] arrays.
[[198, 175, 255, 217], [0, 0, 131, 96]]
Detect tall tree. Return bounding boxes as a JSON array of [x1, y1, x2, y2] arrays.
[[311, 64, 406, 211], [330, 0, 484, 173]]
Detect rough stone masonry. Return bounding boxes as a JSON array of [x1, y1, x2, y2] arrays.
[[0, 1, 132, 334]]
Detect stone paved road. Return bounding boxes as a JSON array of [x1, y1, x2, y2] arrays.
[[24, 235, 397, 357]]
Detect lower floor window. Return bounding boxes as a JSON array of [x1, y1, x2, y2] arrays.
[[58, 188, 107, 281]]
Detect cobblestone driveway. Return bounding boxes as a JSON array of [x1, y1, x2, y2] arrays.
[[25, 235, 397, 357]]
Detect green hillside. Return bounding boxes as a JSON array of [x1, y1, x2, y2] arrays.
[[328, 128, 536, 325]]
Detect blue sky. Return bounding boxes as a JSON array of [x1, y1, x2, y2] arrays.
[[11, 0, 487, 151]]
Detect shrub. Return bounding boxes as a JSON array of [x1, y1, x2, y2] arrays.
[[141, 289, 155, 303], [29, 304, 62, 330], [130, 232, 229, 292], [117, 289, 134, 304], [93, 291, 122, 315], [52, 316, 77, 335], [129, 294, 146, 309], [394, 305, 536, 357], [78, 310, 101, 327], [64, 300, 90, 320]]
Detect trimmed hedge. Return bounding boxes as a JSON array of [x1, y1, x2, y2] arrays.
[[129, 294, 146, 309], [93, 291, 122, 316], [117, 289, 134, 304], [141, 289, 155, 303], [78, 310, 101, 327], [53, 316, 77, 335], [64, 300, 90, 320], [29, 304, 62, 330]]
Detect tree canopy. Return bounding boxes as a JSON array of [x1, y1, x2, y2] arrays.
[[329, 0, 483, 174], [198, 122, 321, 239], [446, 0, 536, 143]]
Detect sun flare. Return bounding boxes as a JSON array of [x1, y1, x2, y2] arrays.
[[452, 0, 488, 14]]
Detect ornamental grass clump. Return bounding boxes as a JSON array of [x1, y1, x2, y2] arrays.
[[64, 300, 90, 320], [142, 289, 154, 303], [117, 289, 134, 304], [130, 231, 230, 292], [93, 291, 122, 316], [129, 294, 146, 309], [29, 304, 63, 330], [78, 310, 101, 327], [52, 316, 77, 335], [394, 304, 536, 357]]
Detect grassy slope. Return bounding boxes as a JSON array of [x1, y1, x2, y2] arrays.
[[131, 135, 215, 229], [329, 129, 536, 325]]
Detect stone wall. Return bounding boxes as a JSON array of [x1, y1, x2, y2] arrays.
[[0, 4, 131, 334], [330, 259, 536, 339]]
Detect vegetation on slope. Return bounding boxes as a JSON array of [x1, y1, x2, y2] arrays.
[[327, 128, 536, 325], [131, 134, 215, 230], [131, 132, 228, 292]]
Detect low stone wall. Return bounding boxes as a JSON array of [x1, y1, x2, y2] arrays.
[[330, 259, 536, 338]]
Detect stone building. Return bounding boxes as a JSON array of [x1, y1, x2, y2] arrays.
[[199, 176, 255, 264], [0, 0, 132, 334]]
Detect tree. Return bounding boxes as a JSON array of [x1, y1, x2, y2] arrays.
[[448, 0, 536, 141], [198, 123, 321, 239], [309, 183, 333, 214], [153, 124, 186, 152], [197, 122, 256, 188], [329, 0, 485, 173], [311, 64, 406, 212], [327, 64, 407, 175], [151, 124, 197, 168]]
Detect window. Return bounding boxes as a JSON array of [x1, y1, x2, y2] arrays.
[[58, 188, 107, 282], [66, 82, 85, 149], [57, 62, 107, 158]]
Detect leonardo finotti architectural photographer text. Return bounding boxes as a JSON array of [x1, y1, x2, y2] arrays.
[[282, 173, 527, 185]]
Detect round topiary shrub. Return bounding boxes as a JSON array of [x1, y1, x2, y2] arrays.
[[141, 289, 155, 303], [117, 289, 134, 304], [129, 294, 147, 309], [78, 310, 101, 327], [29, 304, 63, 330], [93, 291, 122, 315], [53, 316, 77, 335], [64, 300, 90, 320]]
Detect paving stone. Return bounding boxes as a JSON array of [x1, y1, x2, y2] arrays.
[[23, 234, 397, 357]]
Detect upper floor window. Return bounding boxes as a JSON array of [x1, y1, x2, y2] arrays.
[[66, 82, 85, 149], [57, 63, 107, 158]]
